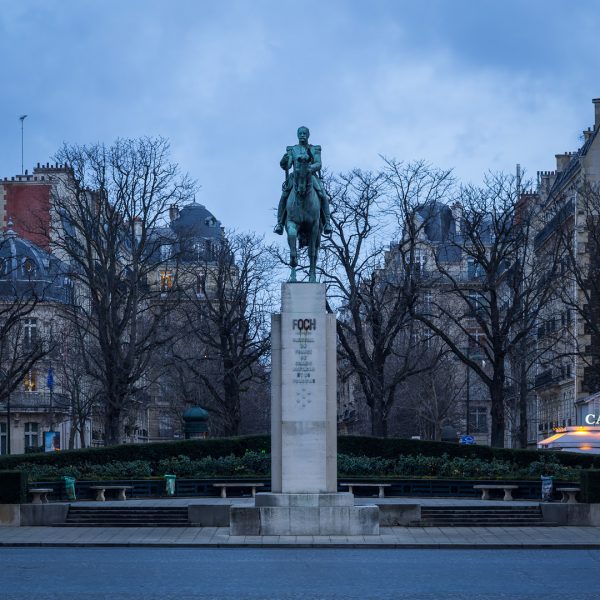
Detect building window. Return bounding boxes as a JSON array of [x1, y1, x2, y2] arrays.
[[24, 422, 39, 448], [159, 413, 173, 437], [467, 292, 486, 317], [468, 406, 488, 433], [23, 318, 37, 349], [159, 270, 174, 292], [0, 422, 6, 455], [196, 274, 206, 297], [412, 248, 427, 274], [467, 258, 484, 279], [23, 370, 36, 392], [160, 244, 172, 261]]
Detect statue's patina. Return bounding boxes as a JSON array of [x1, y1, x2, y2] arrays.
[[274, 126, 332, 282]]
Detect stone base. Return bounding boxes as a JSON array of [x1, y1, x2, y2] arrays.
[[230, 493, 379, 536]]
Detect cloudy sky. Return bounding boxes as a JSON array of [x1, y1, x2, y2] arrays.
[[1, 0, 599, 239]]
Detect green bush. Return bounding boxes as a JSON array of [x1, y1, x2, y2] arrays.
[[0, 470, 26, 503], [337, 436, 600, 469], [580, 469, 600, 502], [19, 450, 583, 482], [0, 435, 270, 472], [2, 433, 597, 476]]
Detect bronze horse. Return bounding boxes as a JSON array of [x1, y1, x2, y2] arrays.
[[285, 155, 321, 283]]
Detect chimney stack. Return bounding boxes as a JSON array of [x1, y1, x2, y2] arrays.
[[169, 204, 179, 222], [555, 153, 571, 172], [593, 98, 600, 129]]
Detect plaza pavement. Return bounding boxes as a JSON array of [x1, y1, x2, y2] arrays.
[[1, 496, 600, 548]]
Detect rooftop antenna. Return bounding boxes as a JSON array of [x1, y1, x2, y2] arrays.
[[19, 115, 27, 174]]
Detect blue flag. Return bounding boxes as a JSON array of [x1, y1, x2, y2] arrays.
[[47, 366, 54, 391]]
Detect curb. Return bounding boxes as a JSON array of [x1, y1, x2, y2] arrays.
[[2, 541, 600, 549]]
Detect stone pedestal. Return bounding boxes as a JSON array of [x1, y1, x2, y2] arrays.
[[230, 283, 379, 536], [230, 492, 379, 536], [271, 283, 337, 493]]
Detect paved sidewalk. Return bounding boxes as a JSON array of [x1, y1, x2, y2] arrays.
[[3, 497, 594, 548], [1, 525, 599, 548]]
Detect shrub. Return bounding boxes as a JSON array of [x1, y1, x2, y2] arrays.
[[580, 469, 600, 503], [0, 435, 271, 472], [4, 433, 596, 478], [0, 471, 26, 503]]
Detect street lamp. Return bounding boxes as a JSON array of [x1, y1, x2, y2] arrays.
[[1, 370, 11, 455]]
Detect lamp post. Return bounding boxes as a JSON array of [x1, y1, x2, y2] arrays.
[[466, 360, 471, 436], [47, 365, 54, 431], [1, 370, 11, 455], [6, 391, 11, 456]]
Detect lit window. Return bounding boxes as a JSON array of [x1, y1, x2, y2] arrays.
[[23, 370, 37, 392], [159, 270, 174, 292]]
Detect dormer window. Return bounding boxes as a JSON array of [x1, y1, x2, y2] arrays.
[[160, 244, 173, 261], [23, 258, 36, 277]]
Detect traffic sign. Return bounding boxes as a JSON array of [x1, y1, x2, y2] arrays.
[[460, 435, 475, 445]]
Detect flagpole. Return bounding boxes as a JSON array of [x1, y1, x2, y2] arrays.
[[19, 115, 27, 174]]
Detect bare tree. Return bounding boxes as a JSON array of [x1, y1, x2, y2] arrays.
[[174, 231, 276, 436], [321, 161, 454, 436], [401, 356, 464, 441], [51, 137, 194, 445], [54, 321, 97, 448], [413, 174, 560, 447]]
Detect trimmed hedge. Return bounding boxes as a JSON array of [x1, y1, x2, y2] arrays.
[[0, 435, 270, 471], [338, 436, 600, 469], [10, 451, 583, 483], [0, 470, 26, 503], [0, 434, 599, 472], [580, 469, 600, 503]]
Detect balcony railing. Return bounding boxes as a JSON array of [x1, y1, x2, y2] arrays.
[[0, 392, 70, 412], [534, 369, 555, 389]]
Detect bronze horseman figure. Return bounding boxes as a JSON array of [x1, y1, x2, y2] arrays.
[[274, 126, 332, 282]]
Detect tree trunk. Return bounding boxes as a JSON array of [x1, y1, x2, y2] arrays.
[[489, 375, 505, 448], [78, 415, 87, 448], [104, 406, 122, 446], [370, 395, 387, 437], [222, 373, 241, 437]]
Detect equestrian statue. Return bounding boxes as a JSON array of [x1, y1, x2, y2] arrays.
[[274, 126, 332, 283]]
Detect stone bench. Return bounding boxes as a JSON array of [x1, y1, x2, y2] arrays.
[[28, 488, 53, 504], [89, 485, 133, 501], [556, 487, 580, 504], [340, 483, 391, 498], [212, 482, 265, 498], [473, 484, 518, 501]]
